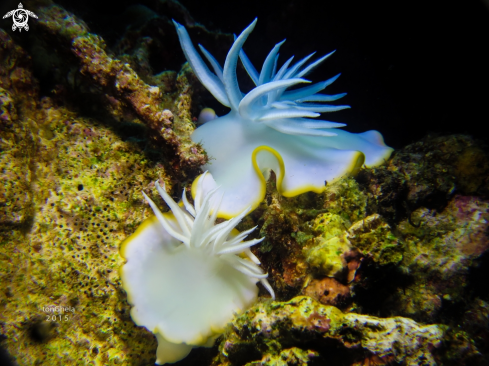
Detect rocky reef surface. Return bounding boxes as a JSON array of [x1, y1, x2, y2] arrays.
[[1, 1, 488, 365], [215, 296, 443, 366]]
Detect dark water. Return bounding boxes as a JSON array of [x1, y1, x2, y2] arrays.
[[23, 0, 489, 149]]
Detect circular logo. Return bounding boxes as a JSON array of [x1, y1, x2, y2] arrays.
[[3, 3, 38, 32], [12, 8, 29, 30]]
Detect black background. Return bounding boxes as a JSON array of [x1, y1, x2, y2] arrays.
[[3, 0, 489, 149], [40, 0, 489, 149], [178, 0, 489, 149]]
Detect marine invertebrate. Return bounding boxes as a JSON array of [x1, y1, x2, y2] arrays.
[[174, 19, 394, 218], [120, 172, 274, 364]]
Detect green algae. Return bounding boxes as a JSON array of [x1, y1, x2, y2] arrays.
[[290, 231, 313, 246], [348, 213, 404, 267], [0, 34, 172, 366], [245, 347, 318, 366], [304, 233, 351, 278], [322, 177, 368, 223]]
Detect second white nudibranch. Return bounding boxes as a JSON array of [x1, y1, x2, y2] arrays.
[[120, 172, 274, 365]]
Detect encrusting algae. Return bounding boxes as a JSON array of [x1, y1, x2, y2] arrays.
[[0, 15, 180, 364], [1, 1, 489, 365], [216, 296, 444, 366]]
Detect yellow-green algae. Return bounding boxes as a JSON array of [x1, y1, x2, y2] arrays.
[[245, 347, 318, 366], [302, 183, 401, 279], [0, 87, 34, 227], [321, 177, 368, 224], [239, 176, 368, 296], [299, 178, 370, 278], [392, 196, 489, 321], [0, 100, 171, 365], [303, 213, 352, 278], [0, 25, 190, 365], [348, 213, 403, 267]]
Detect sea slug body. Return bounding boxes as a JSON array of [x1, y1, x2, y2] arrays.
[[174, 19, 394, 218], [120, 172, 274, 364]]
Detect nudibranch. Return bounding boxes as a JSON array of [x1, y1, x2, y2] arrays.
[[174, 19, 394, 219], [120, 172, 274, 365]]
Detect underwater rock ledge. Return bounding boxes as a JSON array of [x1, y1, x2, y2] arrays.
[[215, 296, 443, 366], [0, 25, 168, 365], [35, 4, 208, 178]]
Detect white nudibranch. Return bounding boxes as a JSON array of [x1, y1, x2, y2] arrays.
[[120, 172, 274, 365], [174, 19, 394, 219]]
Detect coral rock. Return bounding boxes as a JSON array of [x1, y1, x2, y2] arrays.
[[248, 347, 318, 366], [358, 134, 489, 224], [37, 5, 207, 178], [302, 277, 351, 309], [216, 296, 443, 366], [304, 213, 352, 279], [348, 213, 403, 267]]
